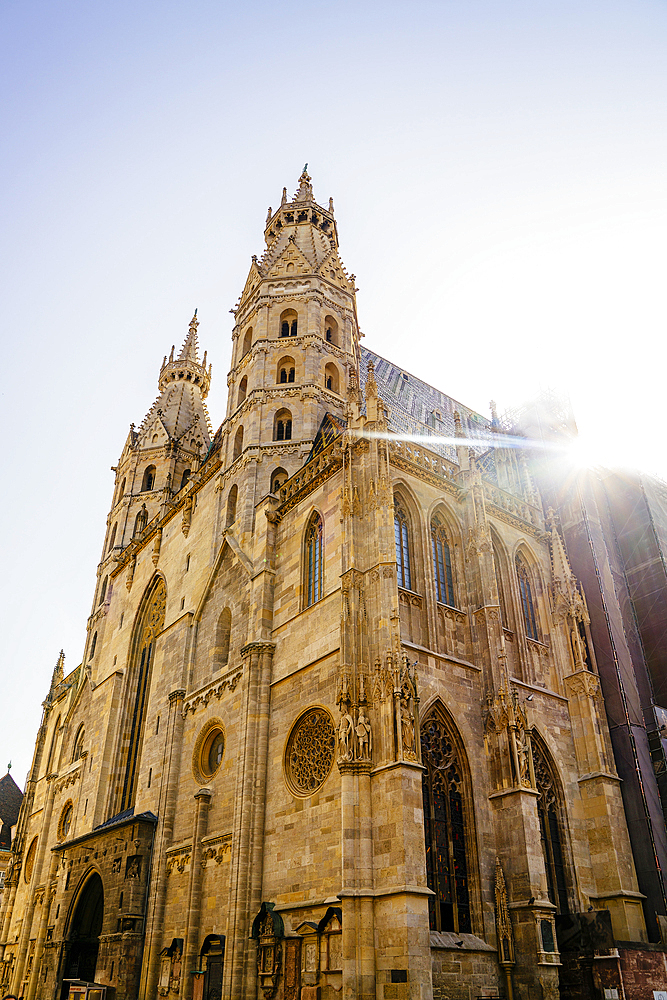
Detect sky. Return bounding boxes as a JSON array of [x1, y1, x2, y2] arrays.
[[2, 0, 667, 786]]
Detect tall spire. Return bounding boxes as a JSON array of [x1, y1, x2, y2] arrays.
[[177, 310, 200, 363], [159, 310, 211, 399]]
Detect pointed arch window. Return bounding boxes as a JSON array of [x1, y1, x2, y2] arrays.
[[394, 500, 412, 591], [180, 469, 191, 490], [107, 523, 117, 553], [431, 516, 455, 607], [421, 704, 472, 934], [141, 465, 156, 492], [305, 512, 323, 607], [226, 485, 238, 527], [233, 426, 244, 461], [215, 608, 231, 669], [237, 376, 247, 406], [532, 738, 569, 914], [98, 575, 109, 606], [516, 555, 539, 640], [117, 578, 166, 814], [275, 409, 292, 441]]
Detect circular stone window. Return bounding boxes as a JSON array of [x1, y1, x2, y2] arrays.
[[24, 837, 38, 884], [193, 719, 226, 783], [285, 707, 336, 797], [58, 801, 74, 839]]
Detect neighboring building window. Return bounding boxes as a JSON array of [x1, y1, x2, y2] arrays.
[[532, 737, 569, 914], [421, 704, 472, 934], [431, 516, 455, 607], [305, 512, 323, 607], [516, 555, 539, 640], [394, 501, 412, 591], [141, 465, 156, 491]]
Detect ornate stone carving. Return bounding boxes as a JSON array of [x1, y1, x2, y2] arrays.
[[285, 708, 336, 796], [495, 857, 515, 966]]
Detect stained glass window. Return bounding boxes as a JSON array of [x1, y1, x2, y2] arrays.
[[421, 705, 472, 934], [306, 513, 323, 607], [395, 502, 412, 591], [431, 517, 455, 606], [516, 555, 539, 640]]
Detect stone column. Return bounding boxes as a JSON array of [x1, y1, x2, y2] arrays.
[[25, 849, 59, 1000], [182, 787, 212, 1000], [339, 760, 375, 1000], [224, 641, 274, 1000], [141, 688, 186, 998], [11, 772, 58, 995]]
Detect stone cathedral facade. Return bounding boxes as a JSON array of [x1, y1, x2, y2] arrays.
[[0, 170, 662, 1000]]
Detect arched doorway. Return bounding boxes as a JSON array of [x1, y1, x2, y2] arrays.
[[199, 935, 224, 1000], [61, 872, 103, 995]]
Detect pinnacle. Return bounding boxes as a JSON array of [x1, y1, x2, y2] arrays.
[[177, 310, 200, 363]]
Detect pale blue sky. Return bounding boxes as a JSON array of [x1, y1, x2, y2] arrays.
[[2, 0, 667, 783]]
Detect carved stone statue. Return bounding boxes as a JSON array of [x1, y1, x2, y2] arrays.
[[400, 695, 416, 757], [338, 711, 354, 761], [356, 711, 371, 760]]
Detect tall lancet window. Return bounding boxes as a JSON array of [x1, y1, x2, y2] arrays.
[[394, 500, 412, 591], [532, 737, 569, 914], [305, 512, 323, 607], [431, 516, 455, 607], [421, 704, 472, 934], [117, 577, 166, 814], [516, 554, 539, 639]]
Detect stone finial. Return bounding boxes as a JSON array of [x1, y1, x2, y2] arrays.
[[294, 165, 313, 202], [453, 410, 463, 437], [53, 650, 64, 686], [365, 359, 378, 400], [329, 196, 334, 214], [281, 187, 287, 205], [266, 206, 272, 226]]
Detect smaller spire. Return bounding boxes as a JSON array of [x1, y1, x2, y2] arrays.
[[365, 359, 378, 400], [7, 760, 11, 772], [490, 400, 500, 431], [177, 310, 200, 363]]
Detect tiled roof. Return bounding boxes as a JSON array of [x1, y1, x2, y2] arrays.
[[0, 772, 23, 848], [360, 346, 492, 464]]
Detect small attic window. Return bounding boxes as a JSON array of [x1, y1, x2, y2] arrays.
[[402, 373, 409, 382]]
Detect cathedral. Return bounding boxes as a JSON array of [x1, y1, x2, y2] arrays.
[[2, 169, 667, 1000]]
